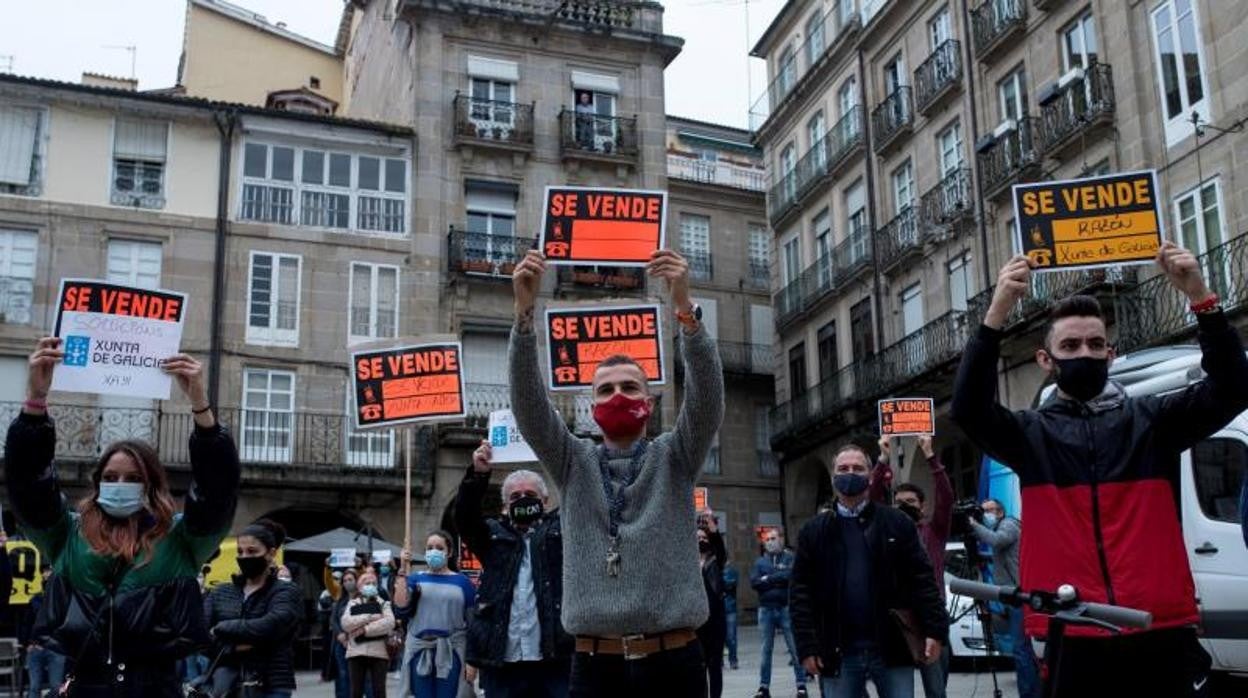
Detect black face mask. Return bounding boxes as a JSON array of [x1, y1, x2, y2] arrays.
[[898, 502, 923, 522], [237, 555, 269, 579], [1053, 356, 1109, 402], [698, 540, 712, 554], [509, 496, 544, 525]]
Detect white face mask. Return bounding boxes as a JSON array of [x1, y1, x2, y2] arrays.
[[765, 540, 783, 554], [97, 482, 146, 518]]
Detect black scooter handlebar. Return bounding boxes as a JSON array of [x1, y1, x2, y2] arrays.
[[949, 579, 1153, 630]]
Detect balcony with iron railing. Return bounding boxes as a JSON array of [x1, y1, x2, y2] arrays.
[[878, 207, 922, 274], [775, 275, 804, 329], [834, 223, 875, 286], [971, 0, 1027, 62], [768, 110, 866, 227], [447, 227, 534, 279], [749, 1, 863, 133], [675, 338, 775, 377], [824, 106, 865, 177], [1116, 231, 1247, 354], [685, 250, 714, 282], [1037, 62, 1115, 158], [1033, 0, 1064, 10], [914, 40, 963, 115], [871, 87, 913, 154], [453, 94, 535, 150], [404, 0, 663, 34], [746, 260, 770, 291], [977, 116, 1041, 199], [919, 167, 975, 235], [769, 363, 859, 445], [666, 153, 767, 192], [767, 170, 799, 224], [556, 265, 646, 292], [558, 109, 639, 162]]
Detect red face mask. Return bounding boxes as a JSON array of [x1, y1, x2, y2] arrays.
[[592, 393, 652, 439]]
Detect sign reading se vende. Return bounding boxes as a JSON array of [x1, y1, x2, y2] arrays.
[[878, 397, 935, 437], [545, 304, 664, 391], [52, 279, 188, 400], [540, 186, 667, 266], [351, 341, 466, 429], [1013, 170, 1163, 272]]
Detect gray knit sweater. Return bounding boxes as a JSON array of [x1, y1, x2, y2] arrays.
[[509, 323, 725, 636]]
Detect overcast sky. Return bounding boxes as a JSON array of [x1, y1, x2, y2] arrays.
[[0, 0, 785, 130]]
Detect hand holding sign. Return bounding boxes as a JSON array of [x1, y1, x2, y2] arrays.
[[26, 337, 64, 404], [1155, 241, 1213, 304], [917, 434, 935, 459], [647, 250, 692, 312], [984, 256, 1033, 329], [513, 250, 547, 317], [163, 354, 213, 426]]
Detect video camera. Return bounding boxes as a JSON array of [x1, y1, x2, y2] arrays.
[[950, 498, 984, 537]]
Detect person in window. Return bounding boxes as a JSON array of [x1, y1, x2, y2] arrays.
[[342, 569, 397, 698], [4, 337, 240, 697], [202, 519, 303, 698], [573, 90, 595, 149], [394, 531, 477, 698]]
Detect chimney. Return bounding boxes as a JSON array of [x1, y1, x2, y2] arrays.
[[81, 72, 138, 91]]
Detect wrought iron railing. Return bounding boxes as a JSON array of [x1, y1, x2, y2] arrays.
[[775, 275, 804, 328], [434, 1, 661, 33], [835, 223, 874, 284], [558, 109, 639, 158], [826, 106, 865, 172], [675, 339, 774, 376], [748, 0, 862, 131], [685, 250, 714, 282], [878, 208, 922, 271], [767, 170, 799, 223], [914, 40, 963, 114], [971, 0, 1027, 60], [1117, 232, 1248, 353], [746, 261, 770, 291], [801, 253, 837, 309], [871, 86, 913, 153], [447, 228, 534, 278], [920, 167, 974, 232], [556, 265, 646, 292], [453, 94, 535, 147], [769, 363, 858, 442], [757, 449, 780, 478], [781, 109, 864, 218], [977, 117, 1040, 198], [1038, 62, 1115, 155], [666, 154, 767, 191]]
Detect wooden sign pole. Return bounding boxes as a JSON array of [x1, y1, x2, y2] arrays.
[[404, 427, 412, 552]]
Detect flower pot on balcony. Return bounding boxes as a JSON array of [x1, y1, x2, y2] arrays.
[[574, 271, 604, 285], [465, 260, 495, 274]]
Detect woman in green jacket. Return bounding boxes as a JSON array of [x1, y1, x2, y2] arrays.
[[3, 337, 241, 697]]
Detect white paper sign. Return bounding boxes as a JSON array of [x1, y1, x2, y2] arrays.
[[371, 549, 393, 565], [488, 409, 538, 464], [50, 279, 187, 400], [329, 548, 357, 568]]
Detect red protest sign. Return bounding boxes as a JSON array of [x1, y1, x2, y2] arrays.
[[540, 186, 667, 266], [877, 397, 935, 436], [351, 342, 466, 429], [544, 304, 665, 391]]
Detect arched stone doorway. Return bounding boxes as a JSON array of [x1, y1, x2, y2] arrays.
[[782, 457, 831, 542]]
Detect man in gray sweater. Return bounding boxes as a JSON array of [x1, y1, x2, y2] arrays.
[[509, 248, 724, 697]]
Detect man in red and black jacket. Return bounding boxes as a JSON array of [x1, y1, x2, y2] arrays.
[[951, 242, 1248, 696]]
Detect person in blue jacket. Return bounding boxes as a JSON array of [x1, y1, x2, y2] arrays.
[[750, 528, 808, 698]]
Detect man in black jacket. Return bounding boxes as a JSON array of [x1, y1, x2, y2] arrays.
[[951, 243, 1248, 696], [791, 444, 946, 698], [456, 440, 572, 698]]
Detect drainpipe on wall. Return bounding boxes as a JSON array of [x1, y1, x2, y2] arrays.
[[209, 109, 238, 410], [859, 48, 887, 347], [961, 0, 993, 291]]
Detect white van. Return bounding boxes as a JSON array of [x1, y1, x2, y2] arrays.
[[1038, 345, 1248, 677]]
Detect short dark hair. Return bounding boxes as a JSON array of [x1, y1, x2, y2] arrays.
[[983, 498, 1006, 514], [1046, 295, 1104, 346], [895, 482, 926, 504], [597, 354, 644, 372], [834, 443, 871, 466]]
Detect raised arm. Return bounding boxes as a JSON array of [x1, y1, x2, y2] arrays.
[[509, 250, 583, 488], [868, 436, 894, 505], [923, 437, 955, 545], [454, 443, 495, 557], [950, 257, 1032, 471]]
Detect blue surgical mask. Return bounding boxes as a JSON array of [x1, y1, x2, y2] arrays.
[[97, 482, 146, 518], [983, 513, 1000, 528], [361, 584, 378, 597], [425, 549, 447, 570]]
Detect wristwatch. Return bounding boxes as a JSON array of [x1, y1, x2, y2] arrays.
[[676, 303, 702, 330]]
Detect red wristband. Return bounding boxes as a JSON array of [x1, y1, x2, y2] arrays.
[[23, 398, 47, 411], [1189, 293, 1220, 314]]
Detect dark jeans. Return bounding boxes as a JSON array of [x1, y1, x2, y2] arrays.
[[724, 610, 738, 667], [917, 641, 950, 698], [705, 645, 723, 698], [349, 656, 389, 698], [480, 658, 570, 698], [1007, 607, 1041, 698], [335, 642, 375, 698], [568, 640, 706, 698], [26, 646, 67, 698], [1048, 626, 1210, 697]]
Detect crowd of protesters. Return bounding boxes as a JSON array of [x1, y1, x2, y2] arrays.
[[1, 243, 1244, 698]]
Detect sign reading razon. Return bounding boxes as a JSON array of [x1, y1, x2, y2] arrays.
[[1013, 170, 1163, 272]]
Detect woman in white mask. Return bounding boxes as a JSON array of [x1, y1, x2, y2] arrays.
[[393, 530, 477, 698]]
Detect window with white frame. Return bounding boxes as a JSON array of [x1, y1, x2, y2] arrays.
[[106, 239, 162, 290], [0, 229, 37, 325], [948, 251, 973, 312], [241, 368, 295, 463], [240, 142, 407, 234], [813, 208, 832, 286], [781, 234, 801, 285], [679, 213, 712, 281], [0, 105, 44, 196], [246, 252, 301, 346], [778, 44, 797, 96], [1174, 179, 1229, 296], [748, 223, 770, 268], [470, 78, 515, 126], [1061, 12, 1098, 72], [806, 12, 826, 67], [900, 282, 923, 337], [755, 405, 779, 477], [838, 76, 859, 115], [846, 179, 868, 260], [808, 111, 826, 168], [892, 160, 914, 213], [111, 119, 168, 209], [464, 182, 518, 273], [937, 122, 963, 177], [930, 5, 952, 49], [349, 262, 399, 343], [999, 67, 1028, 122], [1151, 0, 1210, 146], [779, 143, 796, 197]]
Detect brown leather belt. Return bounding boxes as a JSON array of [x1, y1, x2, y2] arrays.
[[575, 628, 698, 660]]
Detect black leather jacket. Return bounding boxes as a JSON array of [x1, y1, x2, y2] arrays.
[[455, 468, 573, 668], [203, 570, 303, 692]]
